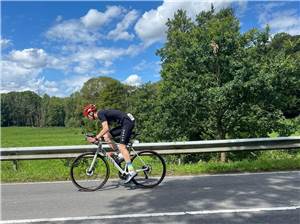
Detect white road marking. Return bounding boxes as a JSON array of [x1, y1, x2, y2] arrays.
[[1, 170, 299, 186], [165, 170, 300, 178], [1, 206, 300, 223]]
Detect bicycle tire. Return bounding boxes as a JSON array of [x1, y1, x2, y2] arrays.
[[70, 152, 110, 191], [131, 150, 166, 188]]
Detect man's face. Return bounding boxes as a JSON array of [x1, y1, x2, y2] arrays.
[[87, 112, 95, 120]]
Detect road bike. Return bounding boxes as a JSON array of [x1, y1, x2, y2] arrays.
[[70, 132, 166, 191]]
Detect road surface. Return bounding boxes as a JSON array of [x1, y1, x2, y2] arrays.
[[1, 171, 300, 223]]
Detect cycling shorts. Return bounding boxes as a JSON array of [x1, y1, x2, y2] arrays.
[[109, 118, 135, 145]]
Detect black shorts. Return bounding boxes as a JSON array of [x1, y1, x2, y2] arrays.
[[109, 119, 135, 145]]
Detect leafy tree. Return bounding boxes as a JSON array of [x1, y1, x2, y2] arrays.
[[79, 76, 129, 131], [1, 91, 42, 126], [40, 94, 50, 127], [80, 76, 128, 111], [127, 82, 161, 142], [269, 33, 300, 119], [156, 7, 298, 161], [44, 97, 66, 126], [1, 94, 10, 126], [64, 91, 84, 127], [156, 9, 199, 141]]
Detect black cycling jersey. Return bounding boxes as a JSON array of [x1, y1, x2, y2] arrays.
[[97, 109, 135, 145], [97, 109, 131, 125]]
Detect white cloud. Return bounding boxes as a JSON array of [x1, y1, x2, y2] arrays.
[[269, 11, 300, 35], [72, 59, 115, 76], [55, 15, 63, 22], [1, 59, 40, 82], [123, 74, 142, 86], [1, 38, 12, 49], [0, 48, 60, 95], [258, 3, 300, 35], [1, 59, 44, 94], [46, 6, 123, 43], [233, 0, 248, 19], [108, 9, 139, 41], [60, 74, 94, 96], [0, 56, 95, 96], [8, 48, 49, 69], [0, 43, 144, 96], [73, 60, 96, 74], [133, 59, 148, 72], [35, 78, 61, 96], [134, 0, 231, 46], [81, 6, 123, 29], [46, 19, 100, 43], [70, 44, 143, 69], [6, 48, 66, 71], [133, 59, 161, 78], [0, 48, 71, 96]]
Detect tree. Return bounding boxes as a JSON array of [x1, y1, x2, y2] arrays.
[[156, 7, 298, 161], [78, 76, 130, 131], [127, 82, 161, 142], [156, 9, 199, 141], [40, 94, 50, 127], [1, 91, 42, 126], [64, 91, 84, 127], [269, 33, 300, 119], [46, 97, 66, 126], [80, 76, 128, 111]]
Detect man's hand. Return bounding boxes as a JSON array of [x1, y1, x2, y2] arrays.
[[87, 137, 97, 144], [96, 134, 102, 140]]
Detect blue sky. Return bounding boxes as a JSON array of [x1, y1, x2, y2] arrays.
[[1, 0, 300, 97]]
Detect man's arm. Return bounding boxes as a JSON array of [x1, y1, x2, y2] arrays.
[[96, 121, 109, 139]]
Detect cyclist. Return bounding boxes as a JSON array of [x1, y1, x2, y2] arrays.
[[83, 104, 137, 184]]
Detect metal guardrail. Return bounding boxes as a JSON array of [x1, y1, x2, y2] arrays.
[[1, 137, 300, 161]]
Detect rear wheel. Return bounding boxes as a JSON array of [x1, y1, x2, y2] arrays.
[[131, 150, 166, 188], [70, 152, 110, 191]]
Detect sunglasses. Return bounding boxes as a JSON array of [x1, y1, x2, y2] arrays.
[[88, 112, 94, 118]]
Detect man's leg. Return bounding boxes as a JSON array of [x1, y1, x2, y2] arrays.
[[118, 143, 131, 163], [120, 143, 136, 183], [117, 121, 136, 183], [103, 132, 118, 152]]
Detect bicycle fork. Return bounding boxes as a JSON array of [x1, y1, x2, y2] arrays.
[[87, 148, 100, 175]]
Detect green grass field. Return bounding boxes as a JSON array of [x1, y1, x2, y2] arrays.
[[1, 127, 300, 183], [1, 127, 87, 147]]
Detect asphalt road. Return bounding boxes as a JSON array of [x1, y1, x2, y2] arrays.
[[1, 171, 300, 224]]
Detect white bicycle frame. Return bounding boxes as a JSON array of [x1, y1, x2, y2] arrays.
[[87, 141, 148, 176]]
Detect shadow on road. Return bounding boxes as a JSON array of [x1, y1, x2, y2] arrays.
[[98, 172, 300, 223]]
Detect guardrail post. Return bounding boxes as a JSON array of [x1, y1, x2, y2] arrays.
[[12, 160, 19, 171], [221, 152, 226, 162]]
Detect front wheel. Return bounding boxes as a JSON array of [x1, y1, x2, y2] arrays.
[[70, 152, 110, 191], [131, 150, 166, 188]]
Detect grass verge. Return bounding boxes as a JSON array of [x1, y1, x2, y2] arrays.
[[1, 151, 300, 183]]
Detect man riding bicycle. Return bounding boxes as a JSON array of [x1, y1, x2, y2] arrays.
[[83, 104, 137, 183]]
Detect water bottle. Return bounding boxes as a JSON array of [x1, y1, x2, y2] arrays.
[[117, 153, 124, 161], [111, 152, 119, 161]]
